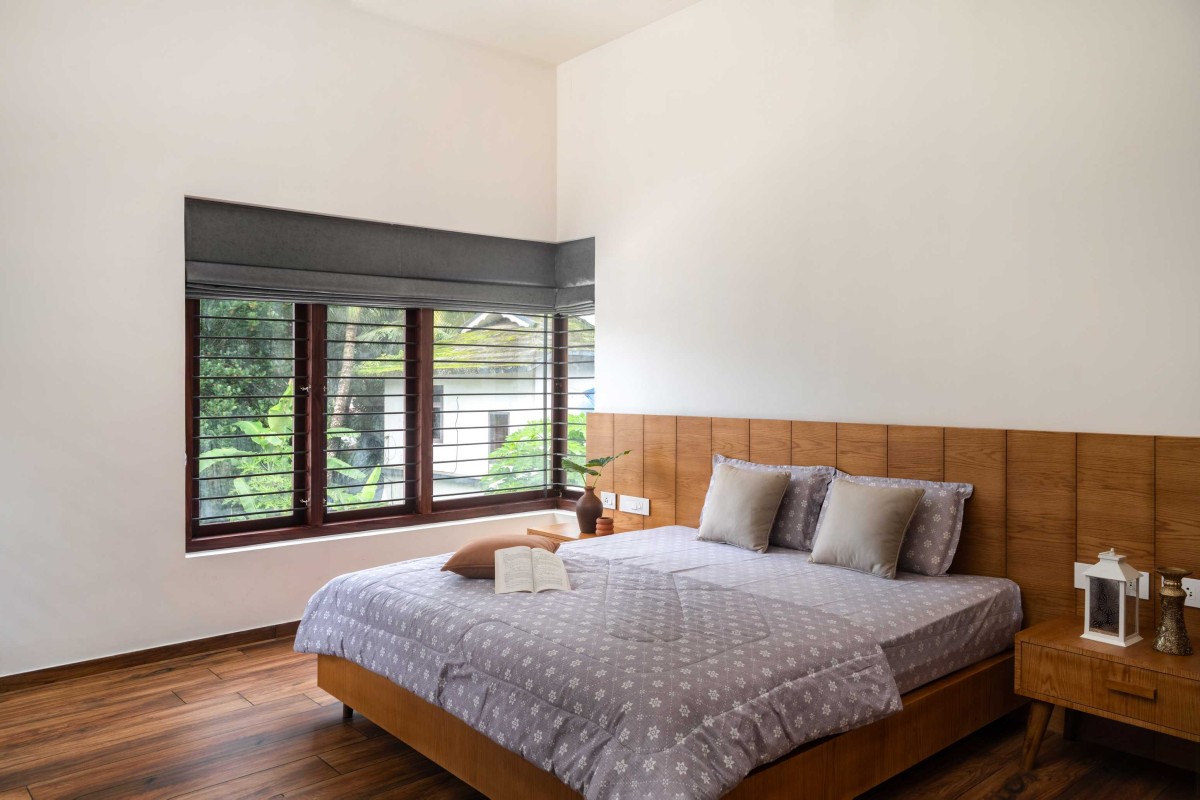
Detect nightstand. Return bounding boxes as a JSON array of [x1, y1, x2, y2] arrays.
[[526, 522, 595, 545], [1015, 616, 1200, 772]]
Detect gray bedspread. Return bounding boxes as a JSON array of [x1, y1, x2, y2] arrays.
[[296, 538, 906, 799]]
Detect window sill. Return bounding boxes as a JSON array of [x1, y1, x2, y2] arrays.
[[186, 505, 573, 558]]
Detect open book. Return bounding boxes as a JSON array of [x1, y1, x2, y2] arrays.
[[494, 546, 572, 594]]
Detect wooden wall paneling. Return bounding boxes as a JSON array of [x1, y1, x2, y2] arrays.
[[1076, 434, 1155, 630], [1007, 431, 1077, 626], [749, 419, 792, 465], [836, 423, 887, 476], [944, 428, 1007, 578], [585, 413, 615, 494], [1156, 437, 1200, 633], [643, 415, 677, 529], [887, 426, 944, 482], [711, 418, 750, 460], [791, 421, 837, 467], [675, 417, 712, 528], [613, 415, 645, 532]]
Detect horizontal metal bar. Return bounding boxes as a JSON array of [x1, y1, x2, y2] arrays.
[[195, 355, 296, 361], [324, 339, 406, 346], [434, 469, 548, 482], [327, 464, 414, 473], [433, 423, 547, 433], [433, 359, 547, 366], [198, 314, 298, 323], [198, 487, 298, 503], [325, 445, 404, 456], [195, 508, 304, 523], [324, 497, 407, 510], [432, 324, 547, 333], [426, 376, 548, 381], [326, 428, 404, 437], [197, 451, 303, 461], [432, 341, 550, 351], [327, 478, 409, 492], [197, 335, 298, 343], [432, 452, 546, 466], [325, 356, 407, 363], [197, 432, 295, 441], [197, 394, 299, 401], [195, 469, 302, 481], [432, 486, 550, 499], [198, 375, 304, 381], [326, 323, 406, 333], [194, 413, 294, 421]]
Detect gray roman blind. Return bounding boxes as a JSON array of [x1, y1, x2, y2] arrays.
[[185, 199, 594, 314]]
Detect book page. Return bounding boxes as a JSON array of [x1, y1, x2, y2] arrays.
[[531, 548, 571, 593], [494, 546, 533, 594]]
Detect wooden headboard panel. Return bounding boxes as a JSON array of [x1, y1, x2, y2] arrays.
[[586, 414, 1200, 630]]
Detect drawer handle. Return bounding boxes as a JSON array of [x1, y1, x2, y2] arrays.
[[1105, 679, 1156, 701]]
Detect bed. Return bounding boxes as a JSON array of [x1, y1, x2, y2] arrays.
[[296, 527, 1022, 799]]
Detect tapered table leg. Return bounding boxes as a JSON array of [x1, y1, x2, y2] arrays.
[[1022, 701, 1053, 772]]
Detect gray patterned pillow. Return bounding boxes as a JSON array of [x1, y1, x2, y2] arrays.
[[702, 455, 836, 550], [814, 471, 973, 576]]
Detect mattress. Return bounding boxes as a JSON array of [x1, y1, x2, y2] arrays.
[[566, 526, 1022, 693], [295, 526, 1021, 798]]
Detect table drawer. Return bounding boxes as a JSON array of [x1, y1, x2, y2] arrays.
[[1018, 644, 1093, 706], [1091, 660, 1158, 724]]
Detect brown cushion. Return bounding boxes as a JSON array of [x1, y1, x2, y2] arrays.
[[441, 534, 559, 579]]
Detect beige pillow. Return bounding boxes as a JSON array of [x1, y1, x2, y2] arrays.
[[697, 463, 791, 552], [441, 534, 559, 579], [809, 480, 925, 578]]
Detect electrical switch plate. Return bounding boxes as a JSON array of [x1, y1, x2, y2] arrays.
[[1183, 577, 1200, 609], [618, 495, 650, 516], [1073, 562, 1149, 600], [600, 491, 617, 510]]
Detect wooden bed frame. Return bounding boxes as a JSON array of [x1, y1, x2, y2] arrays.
[[313, 412, 1200, 797], [319, 651, 1021, 799]]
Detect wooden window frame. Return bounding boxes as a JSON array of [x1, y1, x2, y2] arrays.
[[185, 302, 581, 552]]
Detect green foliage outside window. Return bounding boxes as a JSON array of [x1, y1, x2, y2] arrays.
[[481, 412, 587, 492]]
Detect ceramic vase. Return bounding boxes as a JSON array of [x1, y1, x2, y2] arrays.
[[576, 486, 603, 534]]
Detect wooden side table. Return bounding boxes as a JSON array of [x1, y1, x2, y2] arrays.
[[1014, 616, 1200, 772], [527, 522, 595, 545]]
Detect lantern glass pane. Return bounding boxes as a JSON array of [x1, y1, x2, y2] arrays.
[[1088, 576, 1120, 634], [1124, 589, 1138, 635]]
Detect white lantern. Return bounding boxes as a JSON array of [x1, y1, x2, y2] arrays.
[[1082, 548, 1142, 647]]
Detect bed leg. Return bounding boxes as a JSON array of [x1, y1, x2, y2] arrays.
[[342, 703, 354, 721]]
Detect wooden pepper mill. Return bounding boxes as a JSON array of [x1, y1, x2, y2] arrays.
[[595, 517, 614, 536]]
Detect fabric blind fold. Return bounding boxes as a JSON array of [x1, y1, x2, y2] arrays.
[[185, 199, 595, 314]]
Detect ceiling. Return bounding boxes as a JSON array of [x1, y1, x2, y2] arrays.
[[343, 0, 704, 65]]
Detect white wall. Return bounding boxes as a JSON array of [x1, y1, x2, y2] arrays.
[[558, 0, 1200, 436], [0, 0, 557, 675]]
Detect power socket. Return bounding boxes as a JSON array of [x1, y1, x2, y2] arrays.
[[600, 491, 617, 510], [1183, 577, 1200, 609]]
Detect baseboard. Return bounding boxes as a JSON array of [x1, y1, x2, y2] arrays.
[[0, 620, 301, 693]]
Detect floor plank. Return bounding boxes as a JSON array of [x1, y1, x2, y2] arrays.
[[3, 636, 1188, 799], [171, 756, 337, 800]]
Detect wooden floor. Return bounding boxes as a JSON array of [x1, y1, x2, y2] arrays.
[[1, 637, 1193, 799]]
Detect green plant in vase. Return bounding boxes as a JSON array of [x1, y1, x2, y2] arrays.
[[563, 451, 630, 534]]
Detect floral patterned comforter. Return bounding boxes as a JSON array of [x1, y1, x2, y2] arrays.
[[296, 543, 904, 799]]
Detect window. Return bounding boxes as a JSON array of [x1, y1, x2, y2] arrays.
[[564, 315, 596, 488], [488, 412, 511, 450], [192, 300, 304, 529], [186, 303, 590, 549], [432, 311, 552, 499]]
